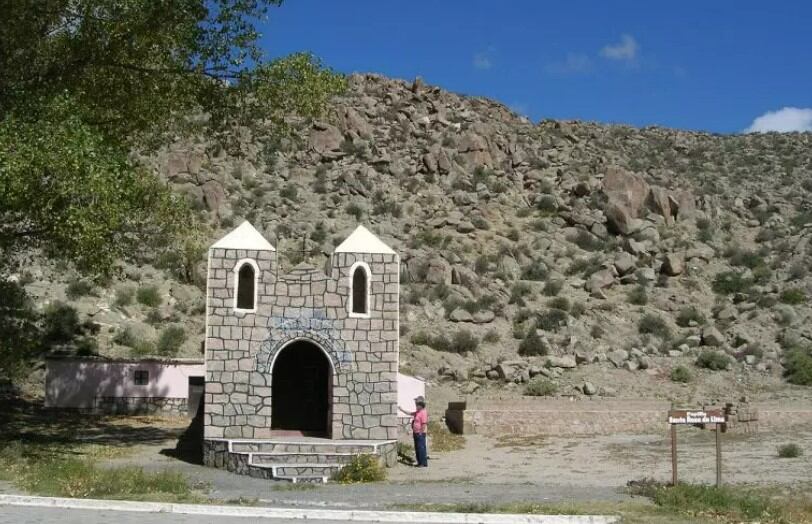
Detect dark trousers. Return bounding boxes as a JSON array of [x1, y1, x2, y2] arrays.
[[413, 432, 428, 467]]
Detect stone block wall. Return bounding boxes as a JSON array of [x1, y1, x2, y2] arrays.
[[94, 396, 188, 416], [205, 246, 399, 441]]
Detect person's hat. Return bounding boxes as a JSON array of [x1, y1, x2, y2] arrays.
[[414, 395, 426, 405]]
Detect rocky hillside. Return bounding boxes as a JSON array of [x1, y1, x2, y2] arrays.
[[19, 73, 812, 403]]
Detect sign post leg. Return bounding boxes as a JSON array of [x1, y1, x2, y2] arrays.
[[715, 423, 722, 487], [671, 424, 678, 486]]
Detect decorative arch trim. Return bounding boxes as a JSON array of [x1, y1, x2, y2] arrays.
[[268, 337, 337, 376], [348, 261, 371, 318], [233, 258, 259, 313]]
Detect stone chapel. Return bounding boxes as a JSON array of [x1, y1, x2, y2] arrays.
[[202, 222, 401, 471]]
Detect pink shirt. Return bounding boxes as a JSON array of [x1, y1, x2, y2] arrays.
[[412, 409, 428, 433]]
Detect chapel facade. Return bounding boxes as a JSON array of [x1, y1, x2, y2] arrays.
[[202, 222, 401, 457]]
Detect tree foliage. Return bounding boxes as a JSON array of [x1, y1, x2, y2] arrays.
[[0, 1, 345, 276]]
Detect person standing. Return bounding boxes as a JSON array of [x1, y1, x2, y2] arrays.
[[410, 396, 428, 467]]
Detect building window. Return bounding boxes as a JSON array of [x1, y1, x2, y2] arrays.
[[134, 370, 149, 386], [235, 260, 257, 311], [349, 262, 370, 316]]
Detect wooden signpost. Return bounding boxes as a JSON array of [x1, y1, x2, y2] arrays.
[[667, 408, 727, 487]]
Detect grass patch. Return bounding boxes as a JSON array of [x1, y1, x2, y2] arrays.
[[428, 421, 465, 452], [712, 271, 753, 295], [646, 483, 782, 522], [136, 286, 162, 307], [524, 377, 557, 397], [331, 454, 386, 483], [780, 288, 806, 305], [696, 350, 731, 371], [777, 443, 803, 458]]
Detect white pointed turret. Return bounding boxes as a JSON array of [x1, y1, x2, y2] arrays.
[[334, 225, 395, 254], [211, 221, 275, 251]]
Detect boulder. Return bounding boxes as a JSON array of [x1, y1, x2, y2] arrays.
[[546, 355, 577, 369], [582, 382, 598, 396], [201, 180, 227, 219], [635, 267, 657, 285], [623, 360, 640, 371], [449, 308, 473, 322], [605, 202, 641, 236], [495, 363, 516, 380], [661, 254, 685, 276], [607, 349, 629, 368], [472, 310, 496, 324], [647, 186, 673, 224], [308, 121, 343, 153], [602, 167, 651, 216], [613, 252, 637, 276], [456, 221, 476, 233], [424, 258, 452, 285], [586, 268, 616, 292], [702, 326, 725, 347]]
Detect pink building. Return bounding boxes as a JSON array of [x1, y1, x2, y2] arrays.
[[45, 356, 205, 416]]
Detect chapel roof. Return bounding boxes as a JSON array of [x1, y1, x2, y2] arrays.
[[334, 225, 395, 255], [211, 221, 275, 251]]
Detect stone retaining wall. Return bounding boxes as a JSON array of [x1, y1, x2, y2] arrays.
[[445, 398, 812, 436], [94, 396, 188, 416]]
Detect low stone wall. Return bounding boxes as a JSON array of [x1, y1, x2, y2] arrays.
[[445, 398, 812, 436], [94, 396, 189, 416]]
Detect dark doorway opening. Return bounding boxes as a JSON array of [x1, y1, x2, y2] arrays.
[[271, 340, 332, 436], [187, 376, 205, 420]]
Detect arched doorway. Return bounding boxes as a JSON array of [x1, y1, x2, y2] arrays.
[[271, 340, 332, 437]]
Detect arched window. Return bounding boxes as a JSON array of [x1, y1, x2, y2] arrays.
[[235, 260, 257, 311], [349, 262, 370, 316]]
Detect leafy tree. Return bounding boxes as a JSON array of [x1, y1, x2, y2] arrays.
[[0, 1, 344, 276]]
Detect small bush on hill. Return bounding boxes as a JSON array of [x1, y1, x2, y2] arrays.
[[114, 287, 135, 307], [547, 296, 570, 312], [696, 350, 731, 370], [542, 279, 563, 297], [520, 259, 548, 281], [783, 346, 812, 386], [536, 309, 568, 331], [777, 443, 802, 458], [65, 279, 94, 300], [509, 282, 532, 305], [670, 365, 692, 383], [525, 377, 557, 396], [157, 326, 186, 356], [331, 455, 385, 483], [638, 314, 671, 340], [42, 303, 82, 345], [518, 328, 547, 356], [279, 183, 298, 201], [627, 285, 648, 305], [411, 330, 479, 354], [780, 288, 806, 305], [136, 286, 161, 307], [676, 306, 706, 327], [345, 202, 365, 221], [712, 271, 753, 295]]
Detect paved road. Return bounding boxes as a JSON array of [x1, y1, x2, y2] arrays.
[[0, 506, 370, 524]]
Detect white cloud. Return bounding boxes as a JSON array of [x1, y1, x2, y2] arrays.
[[600, 34, 639, 62], [745, 107, 812, 133], [545, 52, 592, 76], [473, 52, 492, 70]]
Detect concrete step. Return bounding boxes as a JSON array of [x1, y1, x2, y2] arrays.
[[249, 462, 344, 478], [250, 452, 358, 466], [230, 440, 379, 455]]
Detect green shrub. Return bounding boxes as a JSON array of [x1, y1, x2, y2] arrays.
[[471, 216, 490, 230], [156, 326, 186, 356], [279, 183, 298, 201], [450, 329, 479, 353], [42, 302, 82, 345], [136, 286, 162, 307], [114, 287, 135, 307], [784, 346, 812, 386], [331, 455, 385, 483], [483, 329, 500, 343], [627, 285, 648, 305], [649, 483, 776, 521], [566, 254, 603, 277], [536, 309, 568, 331], [676, 306, 705, 327], [520, 259, 548, 281], [542, 279, 563, 297], [535, 195, 557, 214], [726, 247, 765, 269], [712, 271, 753, 295], [571, 230, 605, 252], [509, 282, 532, 305], [524, 377, 557, 396], [570, 301, 586, 318], [518, 329, 547, 356], [777, 443, 802, 458], [65, 279, 94, 300], [638, 314, 671, 340], [411, 330, 478, 354], [780, 288, 806, 305], [696, 350, 731, 370], [345, 203, 365, 221], [670, 365, 692, 383], [547, 296, 570, 312]]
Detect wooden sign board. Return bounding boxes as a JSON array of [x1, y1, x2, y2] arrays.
[[668, 409, 725, 425]]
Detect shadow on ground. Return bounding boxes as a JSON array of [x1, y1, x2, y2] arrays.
[[0, 395, 189, 456]]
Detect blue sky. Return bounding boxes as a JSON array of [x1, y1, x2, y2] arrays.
[[262, 1, 812, 134]]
